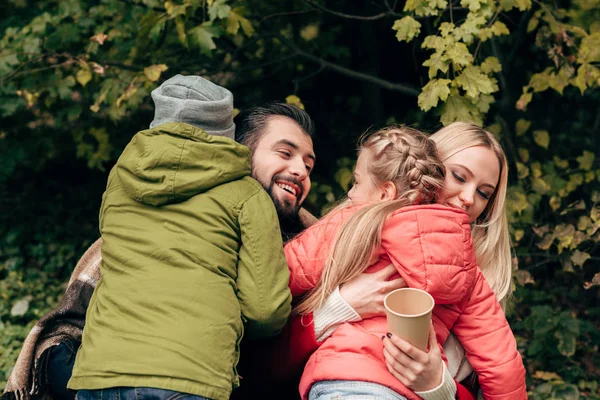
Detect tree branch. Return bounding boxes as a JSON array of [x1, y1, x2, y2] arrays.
[[301, 0, 401, 20], [287, 42, 420, 96]]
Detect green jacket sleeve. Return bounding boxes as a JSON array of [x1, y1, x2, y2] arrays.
[[236, 188, 292, 339]]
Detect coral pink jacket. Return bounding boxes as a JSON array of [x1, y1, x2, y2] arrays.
[[284, 204, 527, 400]]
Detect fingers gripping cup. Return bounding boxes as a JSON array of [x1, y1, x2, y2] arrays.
[[384, 288, 435, 351]]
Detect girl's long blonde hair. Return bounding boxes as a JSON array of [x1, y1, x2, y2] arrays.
[[295, 126, 445, 315], [431, 122, 512, 307]]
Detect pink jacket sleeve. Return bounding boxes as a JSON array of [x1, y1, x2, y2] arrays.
[[452, 269, 527, 399], [380, 206, 527, 399], [284, 210, 348, 297]]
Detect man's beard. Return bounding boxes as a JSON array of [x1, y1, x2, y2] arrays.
[[264, 174, 303, 220]]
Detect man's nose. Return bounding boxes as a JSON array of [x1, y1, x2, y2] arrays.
[[288, 158, 308, 179]]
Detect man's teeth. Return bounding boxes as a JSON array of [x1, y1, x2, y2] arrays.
[[277, 183, 297, 196]]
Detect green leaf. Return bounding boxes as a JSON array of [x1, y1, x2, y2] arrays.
[[208, 0, 231, 21], [175, 16, 188, 47], [440, 94, 482, 125], [417, 78, 451, 111], [533, 130, 550, 149], [555, 330, 577, 357], [577, 151, 595, 170], [226, 8, 254, 37], [189, 23, 221, 55], [455, 65, 497, 98], [392, 16, 422, 42], [144, 64, 169, 82]]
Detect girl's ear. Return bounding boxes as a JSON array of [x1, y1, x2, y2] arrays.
[[380, 181, 397, 201]]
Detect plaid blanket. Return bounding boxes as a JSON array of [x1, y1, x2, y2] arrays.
[[2, 238, 102, 400], [3, 209, 317, 400]]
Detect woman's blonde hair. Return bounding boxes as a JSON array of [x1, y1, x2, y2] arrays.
[[295, 126, 445, 315], [431, 122, 512, 306]]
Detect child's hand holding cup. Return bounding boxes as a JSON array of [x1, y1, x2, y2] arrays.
[[383, 288, 435, 351]]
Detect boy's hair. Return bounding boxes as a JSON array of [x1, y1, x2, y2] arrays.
[[431, 122, 511, 307], [235, 103, 315, 152], [295, 126, 445, 314]]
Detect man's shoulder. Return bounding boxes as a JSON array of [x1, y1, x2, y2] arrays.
[[207, 176, 268, 205]]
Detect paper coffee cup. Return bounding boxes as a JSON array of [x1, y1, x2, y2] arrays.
[[384, 288, 435, 351]]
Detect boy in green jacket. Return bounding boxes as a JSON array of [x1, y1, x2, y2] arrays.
[[68, 75, 292, 400]]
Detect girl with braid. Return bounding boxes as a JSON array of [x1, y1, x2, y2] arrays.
[[283, 126, 526, 400]]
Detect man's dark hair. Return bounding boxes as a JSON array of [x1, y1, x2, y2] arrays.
[[235, 103, 315, 152]]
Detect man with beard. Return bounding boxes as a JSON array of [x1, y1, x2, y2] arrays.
[[2, 102, 317, 400], [235, 103, 316, 242]]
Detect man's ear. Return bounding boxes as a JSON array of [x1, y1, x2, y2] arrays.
[[380, 181, 397, 201]]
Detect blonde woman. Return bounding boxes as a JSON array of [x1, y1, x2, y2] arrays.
[[380, 122, 513, 394], [282, 125, 525, 400]]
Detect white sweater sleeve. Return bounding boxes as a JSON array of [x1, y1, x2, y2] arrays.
[[313, 286, 361, 342], [414, 363, 457, 400]]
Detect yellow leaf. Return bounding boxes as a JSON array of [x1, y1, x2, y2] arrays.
[[76, 69, 92, 87], [532, 371, 562, 381], [515, 119, 531, 136], [90, 33, 108, 45], [15, 89, 40, 108], [89, 62, 105, 75], [584, 272, 600, 289], [116, 84, 137, 108], [577, 150, 595, 171], [531, 162, 542, 178], [571, 250, 591, 267], [537, 233, 554, 250], [232, 107, 240, 118], [517, 162, 529, 179], [591, 207, 599, 222], [300, 24, 319, 41], [550, 196, 561, 211], [285, 94, 305, 110], [144, 64, 169, 82], [518, 148, 529, 162], [514, 229, 525, 241], [514, 269, 534, 285], [553, 156, 569, 169], [586, 171, 595, 182], [509, 191, 529, 214], [532, 178, 550, 194], [533, 130, 550, 149]]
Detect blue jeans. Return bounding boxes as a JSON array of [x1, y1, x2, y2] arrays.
[[77, 387, 212, 400], [308, 380, 408, 400]]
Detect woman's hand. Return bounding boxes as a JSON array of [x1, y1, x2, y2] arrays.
[[339, 264, 406, 319], [382, 323, 444, 392]]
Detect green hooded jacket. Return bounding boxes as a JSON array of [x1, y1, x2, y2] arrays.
[[69, 122, 292, 400]]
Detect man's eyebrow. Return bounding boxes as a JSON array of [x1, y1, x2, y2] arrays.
[[274, 139, 316, 162]]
